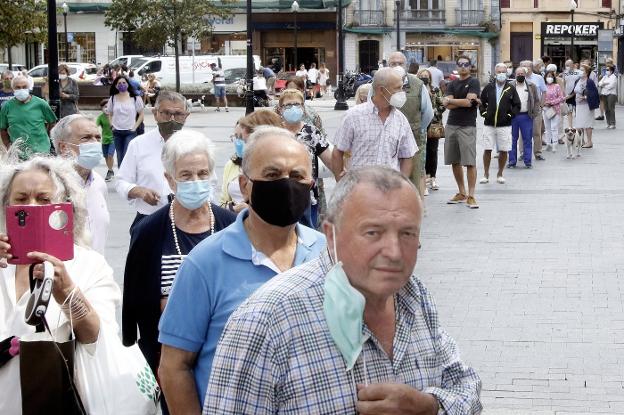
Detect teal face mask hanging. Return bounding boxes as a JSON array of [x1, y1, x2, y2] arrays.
[[323, 225, 369, 385]]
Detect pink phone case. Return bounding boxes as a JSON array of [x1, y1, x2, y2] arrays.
[[6, 203, 74, 265]]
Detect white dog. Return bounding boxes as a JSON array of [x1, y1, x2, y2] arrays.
[[564, 128, 581, 159], [186, 95, 206, 112]]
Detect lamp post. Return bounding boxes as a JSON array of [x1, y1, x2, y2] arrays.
[[395, 0, 401, 51], [245, 0, 254, 114], [48, 0, 61, 118], [62, 2, 69, 62], [334, 0, 348, 110], [292, 1, 299, 72], [570, 0, 577, 62]]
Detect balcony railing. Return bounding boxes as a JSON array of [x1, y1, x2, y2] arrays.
[[399, 9, 446, 25], [353, 10, 385, 26], [455, 9, 484, 26]]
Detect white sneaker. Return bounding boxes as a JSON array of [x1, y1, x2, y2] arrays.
[[424, 187, 429, 196], [497, 176, 506, 184], [479, 177, 489, 184], [431, 178, 439, 190]]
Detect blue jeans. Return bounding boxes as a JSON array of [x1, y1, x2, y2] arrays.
[[510, 113, 533, 166], [113, 129, 137, 168]]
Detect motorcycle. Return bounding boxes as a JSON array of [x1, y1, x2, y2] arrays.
[[334, 71, 373, 100]]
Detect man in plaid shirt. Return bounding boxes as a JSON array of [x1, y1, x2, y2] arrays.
[[204, 167, 482, 414]]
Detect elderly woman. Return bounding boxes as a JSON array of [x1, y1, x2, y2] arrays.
[[220, 110, 283, 213], [277, 89, 335, 228], [122, 129, 236, 387], [0, 156, 151, 412], [59, 64, 80, 117], [418, 68, 445, 191]]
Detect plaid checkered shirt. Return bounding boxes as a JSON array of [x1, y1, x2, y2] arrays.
[[334, 101, 418, 171], [203, 250, 482, 414]]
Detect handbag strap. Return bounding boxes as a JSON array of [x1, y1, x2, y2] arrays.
[[28, 264, 45, 333]]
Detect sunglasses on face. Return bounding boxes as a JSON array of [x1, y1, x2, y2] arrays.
[[457, 62, 471, 68]]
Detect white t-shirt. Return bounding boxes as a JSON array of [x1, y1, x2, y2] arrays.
[[428, 66, 444, 89], [253, 76, 267, 91], [296, 69, 308, 80], [308, 68, 319, 83]]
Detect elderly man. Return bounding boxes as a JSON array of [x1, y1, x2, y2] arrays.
[[561, 59, 581, 130], [332, 67, 417, 177], [51, 114, 109, 255], [443, 55, 481, 208], [0, 70, 14, 108], [508, 67, 540, 168], [388, 51, 433, 197], [479, 63, 520, 184], [158, 126, 326, 413], [115, 91, 190, 234], [520, 60, 546, 161], [0, 75, 56, 157], [204, 166, 482, 414]]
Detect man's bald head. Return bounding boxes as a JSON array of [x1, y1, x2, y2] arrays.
[[241, 126, 311, 177]]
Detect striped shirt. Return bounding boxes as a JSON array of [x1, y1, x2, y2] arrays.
[[160, 227, 210, 297], [203, 250, 482, 414], [160, 254, 185, 297]]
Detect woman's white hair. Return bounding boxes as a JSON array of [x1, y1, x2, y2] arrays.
[[0, 153, 90, 247], [161, 129, 215, 177]]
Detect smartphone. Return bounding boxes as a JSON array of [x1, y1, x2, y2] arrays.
[[5, 203, 74, 265]]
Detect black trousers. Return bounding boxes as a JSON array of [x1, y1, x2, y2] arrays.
[[425, 137, 440, 178]]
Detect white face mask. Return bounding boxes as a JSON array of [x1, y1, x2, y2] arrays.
[[14, 89, 30, 101], [546, 77, 554, 84], [392, 65, 406, 78], [383, 88, 407, 108], [59, 74, 68, 80]]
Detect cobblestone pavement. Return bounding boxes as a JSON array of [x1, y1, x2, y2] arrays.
[[97, 98, 624, 414]]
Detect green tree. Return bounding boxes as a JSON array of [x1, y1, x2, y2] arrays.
[[0, 0, 47, 67], [105, 0, 232, 92]]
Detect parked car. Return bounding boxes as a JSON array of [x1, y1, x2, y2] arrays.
[[0, 63, 28, 76], [109, 55, 144, 68], [28, 63, 98, 82]]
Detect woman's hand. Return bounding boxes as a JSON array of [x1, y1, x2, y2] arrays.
[[0, 233, 11, 268], [26, 251, 76, 305]]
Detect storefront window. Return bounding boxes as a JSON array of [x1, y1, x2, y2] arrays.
[[57, 32, 95, 63]]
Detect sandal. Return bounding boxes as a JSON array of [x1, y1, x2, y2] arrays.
[[581, 144, 593, 148]]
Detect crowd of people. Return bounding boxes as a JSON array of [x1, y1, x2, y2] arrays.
[[0, 49, 617, 414]]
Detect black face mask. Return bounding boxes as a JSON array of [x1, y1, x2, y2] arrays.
[[516, 75, 525, 83], [249, 177, 311, 227], [158, 120, 184, 139], [419, 77, 430, 85]]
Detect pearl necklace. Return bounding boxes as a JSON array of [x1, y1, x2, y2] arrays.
[[169, 200, 215, 256]]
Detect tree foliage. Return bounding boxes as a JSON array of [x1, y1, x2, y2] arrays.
[[0, 0, 47, 51], [104, 0, 233, 52]]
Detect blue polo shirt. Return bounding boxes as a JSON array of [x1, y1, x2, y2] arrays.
[[158, 210, 326, 407]]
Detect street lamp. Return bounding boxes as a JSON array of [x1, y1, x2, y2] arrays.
[[570, 0, 577, 62], [395, 0, 401, 51], [245, 0, 254, 114], [334, 0, 349, 110], [62, 2, 69, 62], [292, 1, 299, 72]]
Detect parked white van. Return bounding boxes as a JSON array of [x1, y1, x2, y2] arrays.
[[109, 55, 145, 68], [131, 55, 261, 86]]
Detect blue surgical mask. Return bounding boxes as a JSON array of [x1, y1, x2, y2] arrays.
[[234, 138, 245, 158], [175, 179, 213, 210], [496, 73, 508, 83], [323, 225, 367, 372], [282, 106, 304, 124], [14, 89, 30, 101], [76, 142, 103, 170]]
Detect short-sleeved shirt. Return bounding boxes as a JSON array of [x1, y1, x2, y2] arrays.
[[0, 96, 56, 157], [446, 76, 481, 127], [334, 101, 417, 171], [106, 95, 144, 131], [95, 112, 113, 145], [212, 69, 225, 85], [0, 91, 13, 108], [158, 210, 326, 407]]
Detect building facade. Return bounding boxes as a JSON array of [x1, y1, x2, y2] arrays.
[[344, 0, 500, 81], [500, 0, 619, 70]]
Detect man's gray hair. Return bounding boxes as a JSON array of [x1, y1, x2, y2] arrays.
[[50, 114, 92, 153], [11, 74, 28, 89], [241, 126, 310, 175], [388, 51, 407, 64], [495, 63, 508, 72], [519, 60, 532, 68], [0, 155, 90, 247], [161, 128, 215, 177], [326, 166, 417, 225], [371, 67, 400, 93], [1, 70, 13, 80], [533, 59, 544, 67], [515, 67, 528, 75], [155, 90, 188, 110]]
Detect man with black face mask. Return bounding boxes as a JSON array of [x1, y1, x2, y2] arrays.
[[115, 91, 190, 234], [158, 126, 326, 414], [508, 67, 540, 168]]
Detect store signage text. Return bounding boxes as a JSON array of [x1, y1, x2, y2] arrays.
[[544, 24, 601, 37]]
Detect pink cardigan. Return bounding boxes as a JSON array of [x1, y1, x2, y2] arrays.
[[543, 83, 566, 112]]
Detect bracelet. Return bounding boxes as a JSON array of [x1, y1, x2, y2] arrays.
[[61, 288, 91, 321]]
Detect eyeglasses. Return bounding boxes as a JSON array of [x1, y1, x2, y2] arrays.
[[281, 103, 302, 110], [158, 110, 189, 122], [457, 62, 471, 68]]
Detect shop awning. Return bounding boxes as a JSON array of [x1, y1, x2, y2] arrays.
[[65, 0, 351, 13], [409, 28, 500, 39], [344, 27, 393, 34]]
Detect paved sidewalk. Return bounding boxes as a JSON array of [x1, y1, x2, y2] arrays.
[[99, 99, 624, 413]]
